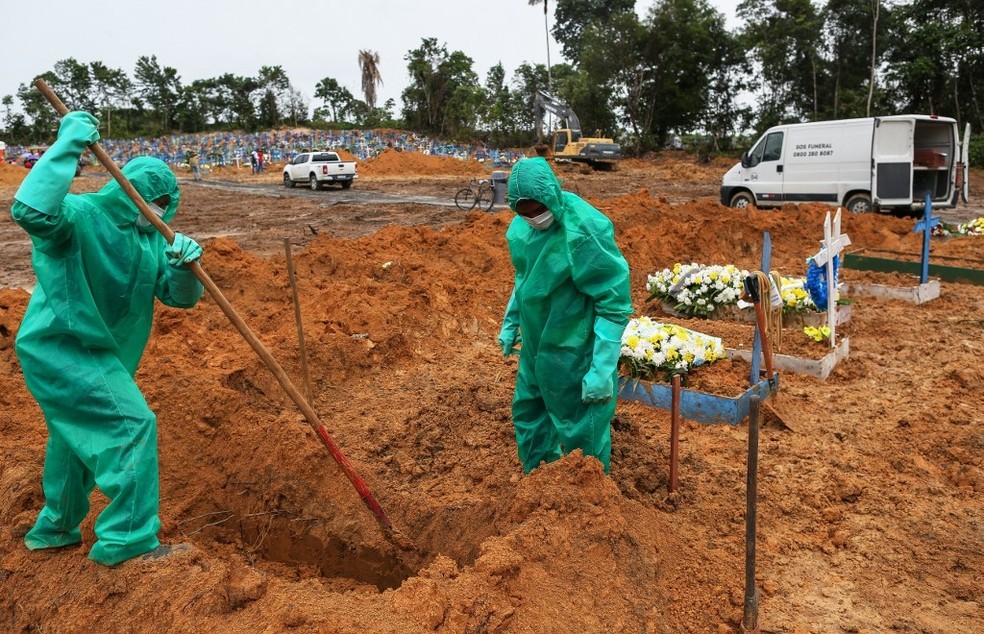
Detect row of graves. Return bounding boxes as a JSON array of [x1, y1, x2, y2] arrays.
[[611, 197, 984, 631], [617, 209, 853, 429], [616, 197, 984, 423]]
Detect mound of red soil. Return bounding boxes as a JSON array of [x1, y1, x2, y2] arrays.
[[359, 148, 488, 177], [0, 161, 28, 187]]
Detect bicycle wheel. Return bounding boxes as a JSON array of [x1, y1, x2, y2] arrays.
[[454, 188, 477, 211], [477, 184, 495, 212]]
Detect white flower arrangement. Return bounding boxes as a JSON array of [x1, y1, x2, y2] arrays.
[[933, 217, 984, 236], [957, 217, 984, 235], [646, 263, 748, 318], [619, 316, 725, 381]]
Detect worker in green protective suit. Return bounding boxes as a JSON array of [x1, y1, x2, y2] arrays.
[[498, 157, 632, 474], [11, 111, 205, 566]]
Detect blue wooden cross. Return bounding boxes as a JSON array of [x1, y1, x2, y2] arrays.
[[911, 193, 940, 284], [749, 232, 771, 386]]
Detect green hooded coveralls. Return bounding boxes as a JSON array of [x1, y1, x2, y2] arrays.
[[501, 158, 631, 473], [12, 113, 203, 566]]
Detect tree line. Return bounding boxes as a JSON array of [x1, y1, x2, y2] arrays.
[[2, 0, 981, 164]]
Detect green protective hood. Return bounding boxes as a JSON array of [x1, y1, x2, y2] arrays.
[[92, 157, 180, 226], [507, 157, 565, 218]]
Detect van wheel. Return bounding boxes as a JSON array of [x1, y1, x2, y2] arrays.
[[309, 174, 320, 191], [844, 193, 872, 213], [340, 181, 352, 190], [283, 173, 295, 188], [730, 191, 755, 209]]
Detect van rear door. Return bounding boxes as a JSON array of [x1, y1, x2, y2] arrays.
[[872, 118, 914, 206], [959, 123, 971, 203]]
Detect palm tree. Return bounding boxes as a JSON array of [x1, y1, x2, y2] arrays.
[[528, 0, 552, 88], [358, 50, 383, 111], [866, 0, 879, 116]]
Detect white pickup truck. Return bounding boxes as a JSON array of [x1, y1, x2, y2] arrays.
[[283, 151, 358, 190]]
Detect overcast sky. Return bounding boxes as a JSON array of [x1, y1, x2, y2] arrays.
[[2, 0, 743, 116]]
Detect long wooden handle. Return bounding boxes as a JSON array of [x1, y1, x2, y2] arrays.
[[34, 79, 392, 531], [752, 299, 775, 380]]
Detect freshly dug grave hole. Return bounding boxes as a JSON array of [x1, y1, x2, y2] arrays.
[[147, 320, 522, 594]]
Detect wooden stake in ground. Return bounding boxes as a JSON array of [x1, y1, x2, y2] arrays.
[[284, 238, 313, 401], [669, 374, 681, 493], [742, 394, 762, 634], [33, 79, 394, 534]]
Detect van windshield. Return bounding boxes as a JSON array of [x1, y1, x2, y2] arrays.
[[313, 153, 338, 162]]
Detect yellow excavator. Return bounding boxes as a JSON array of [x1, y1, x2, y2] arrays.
[[534, 89, 621, 170]]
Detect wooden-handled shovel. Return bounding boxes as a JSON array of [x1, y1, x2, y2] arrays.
[[743, 272, 797, 431]]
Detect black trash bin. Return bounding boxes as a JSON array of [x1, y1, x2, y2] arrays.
[[491, 170, 509, 205]]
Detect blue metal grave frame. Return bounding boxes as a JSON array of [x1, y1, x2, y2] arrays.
[[617, 374, 776, 426], [618, 232, 778, 426]]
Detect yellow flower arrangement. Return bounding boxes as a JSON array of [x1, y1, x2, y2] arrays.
[[620, 316, 725, 381], [803, 325, 831, 342]]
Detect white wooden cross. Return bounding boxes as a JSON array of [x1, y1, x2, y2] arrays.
[[810, 209, 851, 347]]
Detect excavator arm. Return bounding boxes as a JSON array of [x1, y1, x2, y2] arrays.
[[534, 89, 582, 144]]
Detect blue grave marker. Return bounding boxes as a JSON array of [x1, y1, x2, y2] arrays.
[[912, 194, 940, 284]]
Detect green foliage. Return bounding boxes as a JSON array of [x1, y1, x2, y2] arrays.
[[2, 2, 982, 150], [890, 2, 980, 120], [738, 0, 825, 126], [400, 38, 482, 139], [16, 72, 60, 142], [483, 63, 524, 147], [510, 61, 551, 136], [969, 134, 984, 168], [134, 55, 182, 134], [552, 0, 635, 63], [640, 0, 736, 148], [820, 0, 888, 119], [2, 95, 30, 144], [314, 77, 356, 123], [256, 66, 291, 129]]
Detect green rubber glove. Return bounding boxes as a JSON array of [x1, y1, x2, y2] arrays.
[[166, 233, 203, 267], [497, 288, 522, 356], [14, 111, 99, 215], [58, 111, 101, 148], [581, 316, 626, 403]]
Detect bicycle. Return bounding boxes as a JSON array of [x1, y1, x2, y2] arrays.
[[454, 178, 496, 212]]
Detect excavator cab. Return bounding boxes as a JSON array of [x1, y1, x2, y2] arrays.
[[553, 129, 581, 154]]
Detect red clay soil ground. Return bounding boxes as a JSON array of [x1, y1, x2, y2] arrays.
[[0, 153, 982, 633]]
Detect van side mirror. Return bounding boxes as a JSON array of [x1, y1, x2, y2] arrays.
[[740, 151, 750, 168]]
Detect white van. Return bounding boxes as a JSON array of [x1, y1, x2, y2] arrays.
[[721, 115, 971, 214]]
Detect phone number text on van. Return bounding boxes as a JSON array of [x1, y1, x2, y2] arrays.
[[793, 143, 834, 158]]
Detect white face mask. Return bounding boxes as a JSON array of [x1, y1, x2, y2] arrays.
[[523, 210, 555, 230], [136, 202, 167, 229]]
